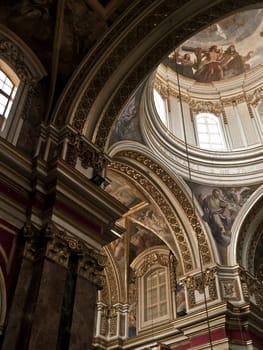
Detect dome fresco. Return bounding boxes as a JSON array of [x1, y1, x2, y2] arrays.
[[164, 9, 263, 82]]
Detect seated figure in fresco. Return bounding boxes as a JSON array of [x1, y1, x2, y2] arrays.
[[201, 189, 232, 245], [221, 45, 253, 78], [194, 45, 224, 82]]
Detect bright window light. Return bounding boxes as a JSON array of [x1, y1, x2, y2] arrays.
[[196, 113, 226, 151], [153, 89, 167, 124]]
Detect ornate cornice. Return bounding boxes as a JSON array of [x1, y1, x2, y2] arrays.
[[110, 152, 213, 270]]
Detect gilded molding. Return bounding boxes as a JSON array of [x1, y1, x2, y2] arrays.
[[135, 252, 170, 278], [110, 161, 194, 272], [110, 153, 213, 270], [169, 253, 177, 292]]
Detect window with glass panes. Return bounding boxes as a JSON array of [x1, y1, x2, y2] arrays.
[[144, 268, 168, 322], [196, 113, 226, 151], [0, 70, 16, 130]]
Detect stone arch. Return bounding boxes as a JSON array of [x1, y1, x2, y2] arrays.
[[108, 150, 215, 273], [0, 25, 46, 147], [233, 186, 263, 271], [0, 267, 6, 333], [52, 0, 260, 149]]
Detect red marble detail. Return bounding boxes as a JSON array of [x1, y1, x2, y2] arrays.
[[171, 328, 226, 350], [227, 329, 263, 345]]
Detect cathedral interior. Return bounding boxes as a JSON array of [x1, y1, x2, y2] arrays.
[[0, 1, 263, 349]]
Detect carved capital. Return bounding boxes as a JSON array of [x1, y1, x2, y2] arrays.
[[44, 225, 71, 268], [22, 222, 42, 261], [77, 250, 107, 289]]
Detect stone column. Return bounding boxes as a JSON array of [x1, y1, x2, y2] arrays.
[[1, 223, 40, 350], [2, 223, 69, 350], [26, 227, 70, 350], [69, 249, 106, 349]]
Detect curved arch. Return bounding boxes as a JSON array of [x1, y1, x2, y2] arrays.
[[102, 246, 124, 304], [0, 267, 7, 333], [52, 1, 260, 148], [232, 185, 263, 268], [108, 149, 216, 273], [0, 25, 46, 142]]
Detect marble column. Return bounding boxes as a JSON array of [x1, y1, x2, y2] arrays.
[[2, 224, 70, 350], [69, 250, 106, 349]]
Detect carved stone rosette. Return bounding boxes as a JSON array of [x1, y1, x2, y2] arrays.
[[185, 268, 217, 309]]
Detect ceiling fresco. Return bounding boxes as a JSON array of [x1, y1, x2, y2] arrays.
[[163, 9, 263, 83]]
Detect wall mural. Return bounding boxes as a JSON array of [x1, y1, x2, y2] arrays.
[[109, 88, 144, 146], [163, 9, 263, 83], [189, 183, 258, 263]]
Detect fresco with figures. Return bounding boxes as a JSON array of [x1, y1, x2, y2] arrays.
[[164, 9, 263, 83]]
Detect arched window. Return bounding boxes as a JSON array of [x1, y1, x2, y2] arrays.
[[144, 267, 168, 322], [0, 59, 20, 133], [195, 112, 226, 151], [131, 248, 174, 331], [153, 89, 167, 125]]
